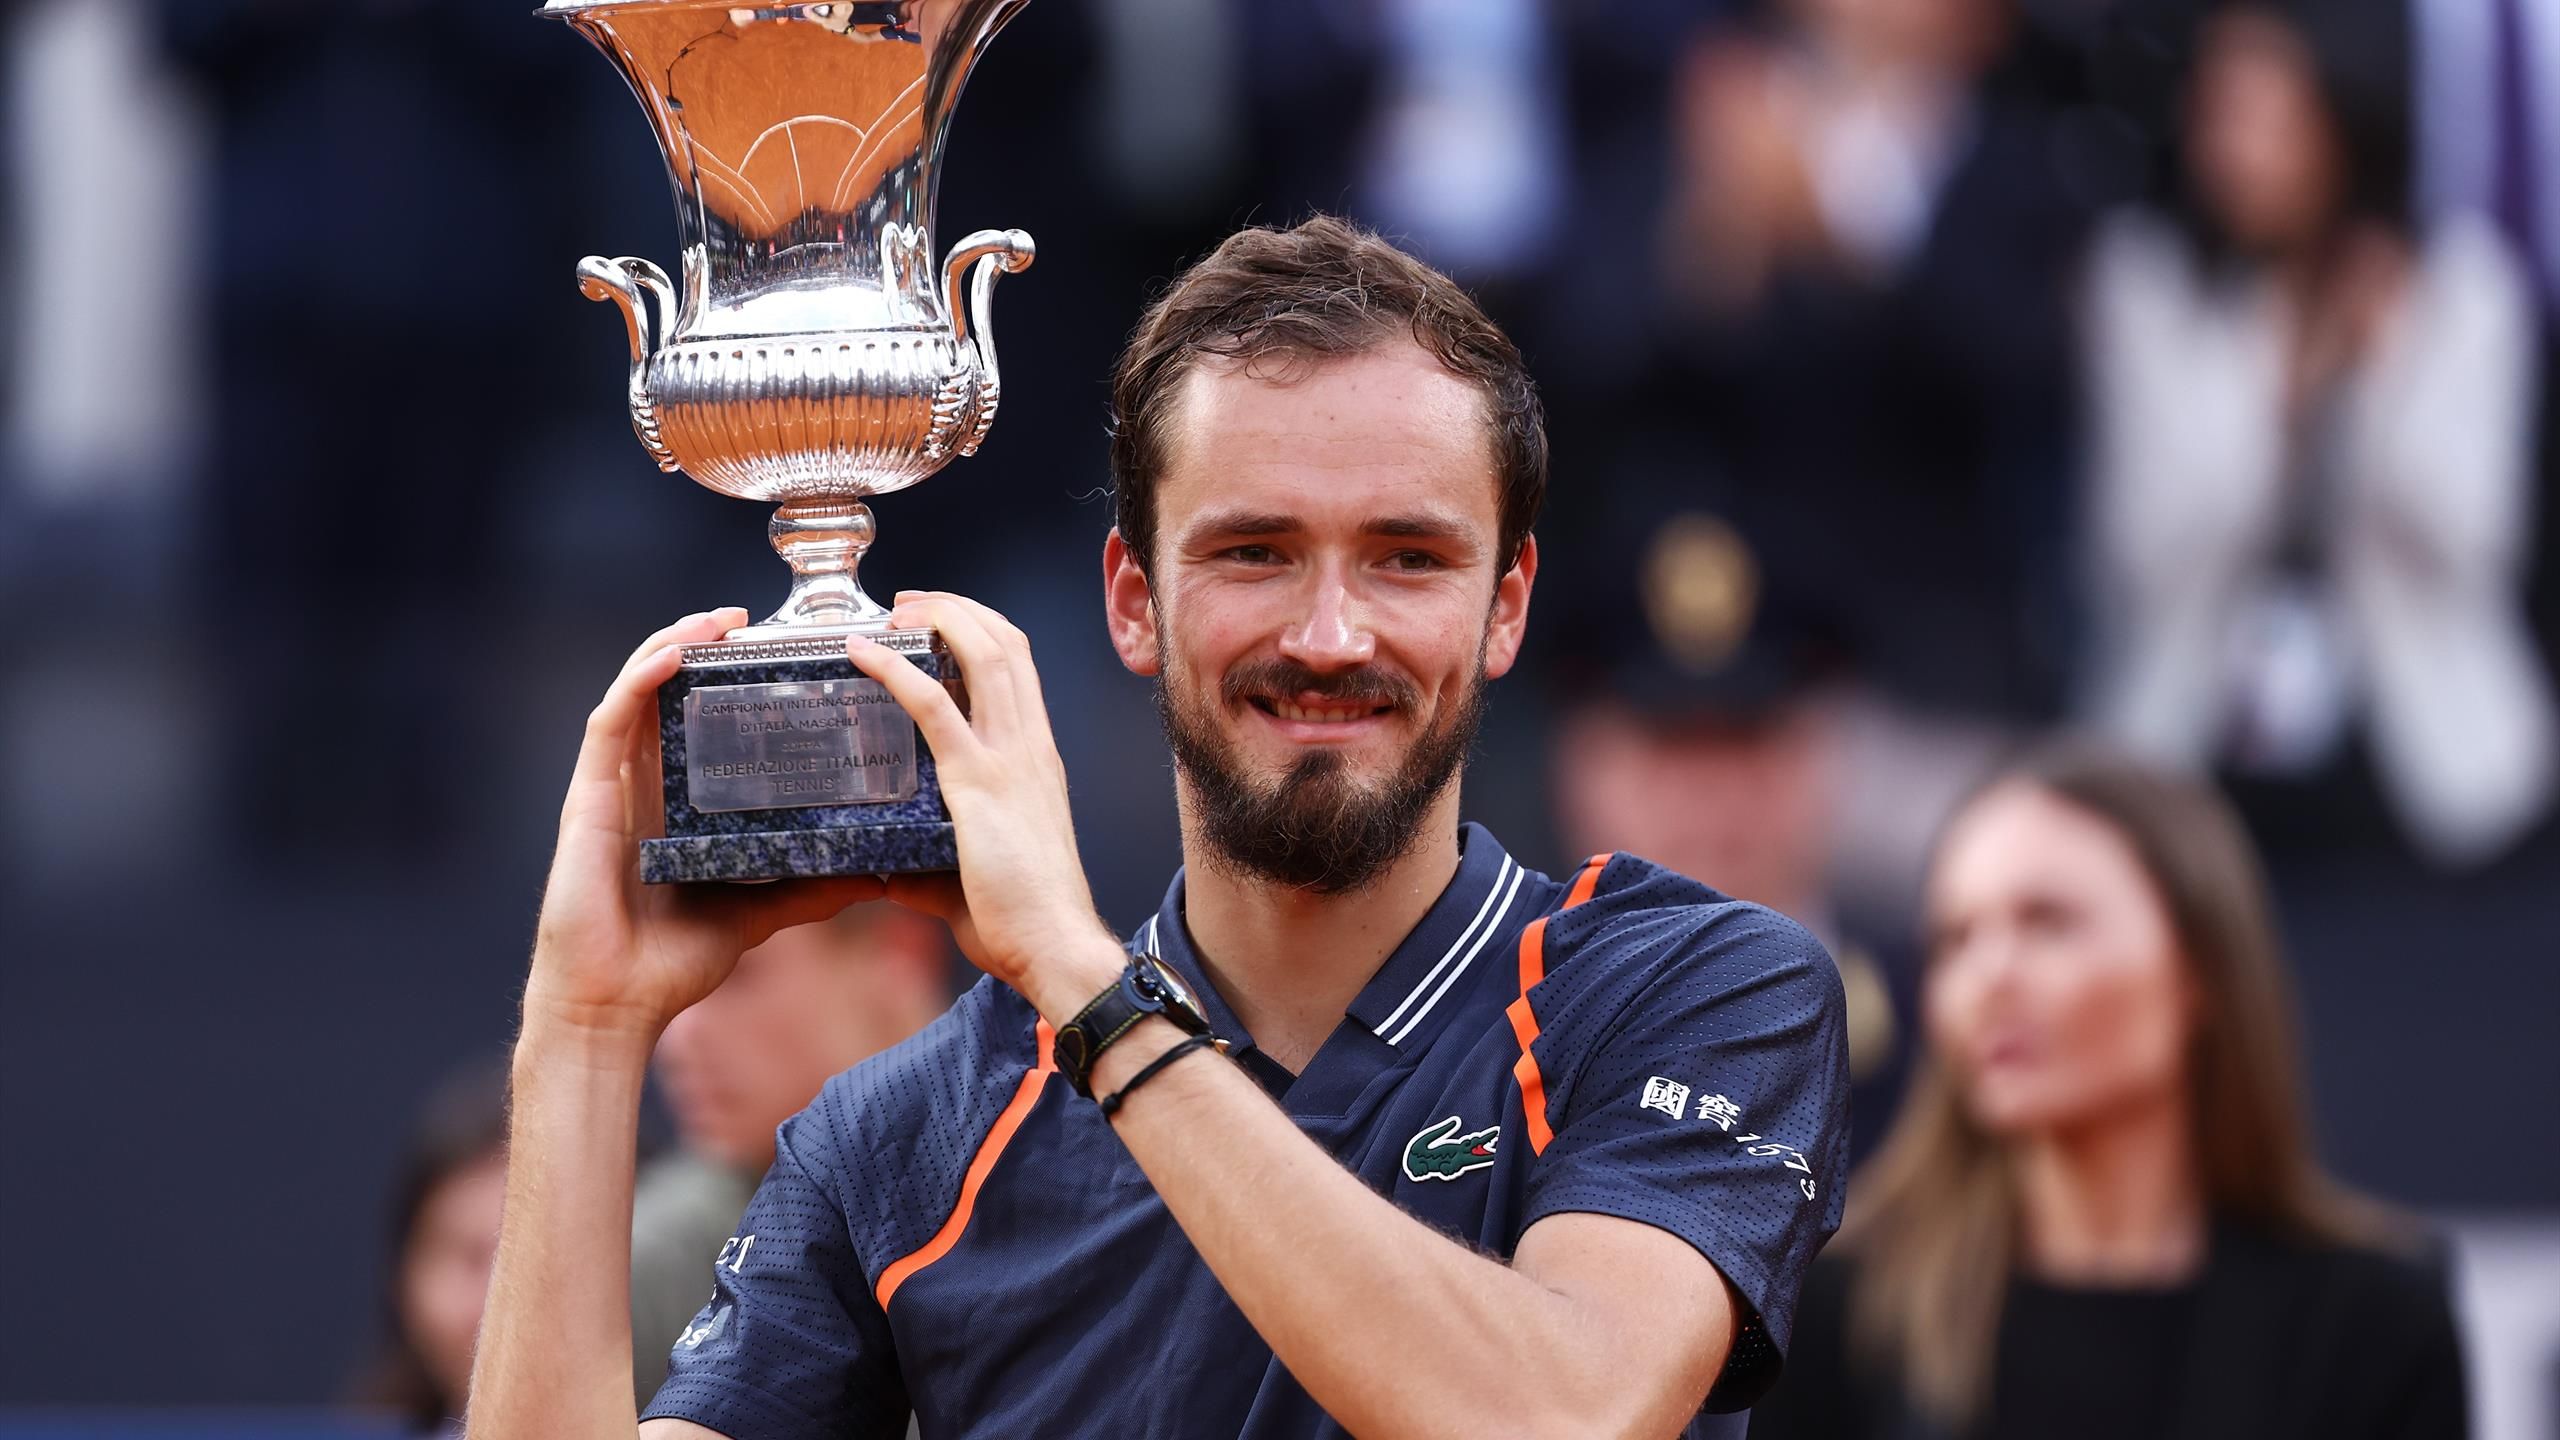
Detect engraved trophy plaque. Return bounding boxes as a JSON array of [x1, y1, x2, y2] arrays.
[[546, 0, 1035, 882]]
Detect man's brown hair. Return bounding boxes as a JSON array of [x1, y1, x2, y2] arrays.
[[1108, 215, 1547, 574]]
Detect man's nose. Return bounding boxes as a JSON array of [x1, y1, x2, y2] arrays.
[[1277, 572, 1377, 671]]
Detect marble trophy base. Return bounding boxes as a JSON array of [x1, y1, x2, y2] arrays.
[[639, 628, 964, 884]]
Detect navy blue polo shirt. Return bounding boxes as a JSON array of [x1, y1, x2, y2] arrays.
[[644, 824, 1850, 1438]]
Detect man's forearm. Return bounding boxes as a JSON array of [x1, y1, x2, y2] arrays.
[[466, 1014, 657, 1440], [1085, 1015, 1696, 1440]]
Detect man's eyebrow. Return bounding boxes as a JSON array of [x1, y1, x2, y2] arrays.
[[1182, 510, 1302, 539], [1178, 509, 1482, 545], [1364, 514, 1475, 543]]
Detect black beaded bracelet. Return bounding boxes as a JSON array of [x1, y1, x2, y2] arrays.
[[1096, 1033, 1221, 1120]]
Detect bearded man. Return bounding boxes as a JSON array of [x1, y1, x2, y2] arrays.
[[467, 217, 1850, 1440]]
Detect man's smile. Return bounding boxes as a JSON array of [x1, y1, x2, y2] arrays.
[[1244, 695, 1400, 745], [1217, 661, 1421, 748], [1248, 691, 1397, 725]]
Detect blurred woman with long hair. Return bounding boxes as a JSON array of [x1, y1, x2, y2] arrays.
[[1750, 747, 2465, 1439], [352, 1057, 511, 1437]]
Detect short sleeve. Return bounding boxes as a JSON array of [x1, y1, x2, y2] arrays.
[[641, 1105, 908, 1440], [1521, 908, 1851, 1412]]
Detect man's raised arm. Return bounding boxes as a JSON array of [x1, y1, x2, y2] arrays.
[[465, 608, 874, 1440], [846, 596, 1794, 1439]]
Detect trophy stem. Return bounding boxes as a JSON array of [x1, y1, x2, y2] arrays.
[[760, 498, 889, 631]]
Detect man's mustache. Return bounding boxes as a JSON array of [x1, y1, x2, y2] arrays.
[[1221, 658, 1420, 712]]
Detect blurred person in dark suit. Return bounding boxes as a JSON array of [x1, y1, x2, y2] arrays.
[[631, 905, 953, 1400], [1748, 746, 2467, 1440], [354, 1057, 511, 1439], [2083, 0, 2555, 867], [1618, 0, 2091, 922], [1656, 0, 2086, 728]]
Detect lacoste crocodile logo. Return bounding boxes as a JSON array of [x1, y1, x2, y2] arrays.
[[1402, 1116, 1501, 1182]]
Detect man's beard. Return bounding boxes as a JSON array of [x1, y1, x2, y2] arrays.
[[1155, 644, 1487, 895]]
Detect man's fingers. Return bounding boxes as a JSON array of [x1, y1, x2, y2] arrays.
[[565, 609, 742, 830], [564, 641, 684, 830], [845, 631, 974, 759], [897, 591, 1048, 723], [883, 871, 967, 923], [887, 595, 1017, 737], [896, 591, 1029, 647], [621, 606, 746, 674], [711, 874, 888, 949], [585, 609, 738, 763]]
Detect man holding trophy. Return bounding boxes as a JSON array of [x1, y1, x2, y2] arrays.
[[472, 3, 1848, 1436]]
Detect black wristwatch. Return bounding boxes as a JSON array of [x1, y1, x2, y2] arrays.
[[1055, 957, 1217, 1098]]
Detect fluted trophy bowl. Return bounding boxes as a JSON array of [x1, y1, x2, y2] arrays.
[[551, 0, 1034, 634], [550, 0, 1034, 882]]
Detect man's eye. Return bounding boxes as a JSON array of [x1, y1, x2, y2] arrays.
[[1387, 550, 1442, 572], [1225, 545, 1281, 565]]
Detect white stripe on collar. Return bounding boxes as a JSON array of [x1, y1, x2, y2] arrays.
[[1373, 854, 1518, 1040], [1381, 859, 1525, 1047]]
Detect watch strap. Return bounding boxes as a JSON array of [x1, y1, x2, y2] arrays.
[[1054, 959, 1212, 1097]]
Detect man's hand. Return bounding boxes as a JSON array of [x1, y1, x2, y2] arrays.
[[843, 592, 1123, 1021], [477, 610, 883, 1440], [527, 607, 882, 1045]]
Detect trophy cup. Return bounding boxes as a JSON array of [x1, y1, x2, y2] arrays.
[[547, 0, 1035, 882]]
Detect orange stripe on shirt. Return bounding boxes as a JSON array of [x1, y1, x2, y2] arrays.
[[1563, 851, 1609, 909], [874, 1020, 1057, 1311], [1509, 853, 1612, 1155]]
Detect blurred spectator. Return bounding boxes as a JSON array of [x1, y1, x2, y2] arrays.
[[1647, 0, 2086, 731], [351, 1057, 511, 1439], [1748, 746, 2466, 1440], [1352, 0, 1568, 281], [1672, 0, 2021, 302], [1533, 0, 2087, 927], [1536, 0, 2112, 1142], [631, 905, 953, 1400], [5, 0, 201, 515], [1228, 0, 1559, 290], [2082, 0, 2556, 867]]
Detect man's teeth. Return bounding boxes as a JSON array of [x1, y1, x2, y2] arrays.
[[1272, 701, 1371, 724]]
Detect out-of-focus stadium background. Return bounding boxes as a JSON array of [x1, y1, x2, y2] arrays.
[[0, 0, 2554, 1434]]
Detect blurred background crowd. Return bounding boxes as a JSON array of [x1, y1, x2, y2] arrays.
[[1, 0, 2555, 1434]]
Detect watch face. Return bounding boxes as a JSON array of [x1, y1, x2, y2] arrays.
[[1142, 960, 1210, 1033]]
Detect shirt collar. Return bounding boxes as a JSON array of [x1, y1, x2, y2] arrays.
[[1139, 822, 1531, 1056]]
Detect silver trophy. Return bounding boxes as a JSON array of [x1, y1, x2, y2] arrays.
[[548, 0, 1035, 882]]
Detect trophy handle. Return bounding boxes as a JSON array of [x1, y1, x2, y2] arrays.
[[940, 229, 1036, 457], [577, 255, 681, 473]]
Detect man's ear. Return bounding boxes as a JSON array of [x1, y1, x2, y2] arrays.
[[1103, 528, 1161, 676], [1483, 532, 1537, 681]]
